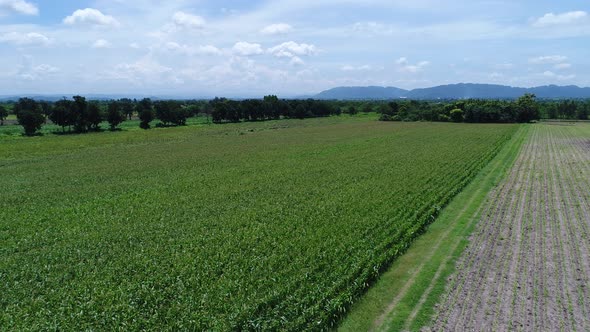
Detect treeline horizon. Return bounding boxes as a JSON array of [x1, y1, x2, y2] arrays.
[[1, 94, 589, 136]]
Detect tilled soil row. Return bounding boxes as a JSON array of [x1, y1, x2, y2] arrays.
[[430, 124, 590, 331]]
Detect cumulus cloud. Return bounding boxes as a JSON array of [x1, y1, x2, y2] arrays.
[[532, 11, 588, 27], [0, 31, 50, 46], [396, 57, 430, 73], [63, 8, 119, 27], [268, 41, 316, 58], [0, 0, 37, 15], [260, 23, 293, 35], [232, 42, 264, 56], [172, 11, 205, 29], [529, 55, 568, 64], [92, 39, 111, 49]]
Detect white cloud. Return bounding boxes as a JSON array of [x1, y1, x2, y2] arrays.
[[0, 32, 50, 46], [494, 63, 514, 69], [261, 23, 293, 35], [532, 11, 588, 28], [163, 42, 222, 56], [554, 63, 572, 70], [63, 8, 119, 27], [267, 41, 316, 58], [172, 11, 206, 29], [289, 56, 305, 66], [0, 0, 37, 15], [529, 55, 568, 64], [396, 57, 430, 73], [341, 64, 373, 71], [198, 45, 222, 56], [92, 39, 111, 49], [16, 55, 59, 81], [352, 22, 394, 36], [129, 43, 140, 49], [543, 71, 576, 80], [109, 57, 181, 85], [232, 42, 264, 56]]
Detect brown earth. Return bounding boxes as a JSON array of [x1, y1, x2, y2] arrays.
[[430, 124, 590, 331]]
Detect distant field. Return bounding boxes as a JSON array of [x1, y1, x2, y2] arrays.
[[432, 123, 590, 330], [0, 116, 517, 330]]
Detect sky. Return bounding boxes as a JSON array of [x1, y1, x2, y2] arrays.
[[0, 0, 589, 97]]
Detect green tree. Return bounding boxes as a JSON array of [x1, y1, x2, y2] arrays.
[[40, 101, 52, 123], [0, 105, 7, 125], [87, 102, 103, 131], [294, 104, 307, 119], [450, 109, 464, 123], [50, 99, 75, 132], [516, 94, 540, 123], [347, 106, 358, 115], [107, 101, 125, 130], [120, 98, 135, 120], [15, 98, 44, 136], [72, 95, 89, 132], [136, 98, 154, 129]]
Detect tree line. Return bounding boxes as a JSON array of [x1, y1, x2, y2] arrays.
[[377, 94, 590, 123], [8, 96, 204, 136], [6, 95, 343, 136], [209, 95, 340, 123], [3, 94, 589, 136]]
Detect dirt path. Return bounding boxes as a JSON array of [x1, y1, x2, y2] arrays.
[[430, 124, 590, 331]]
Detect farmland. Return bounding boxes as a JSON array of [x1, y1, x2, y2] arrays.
[[0, 116, 516, 330], [431, 123, 590, 330]]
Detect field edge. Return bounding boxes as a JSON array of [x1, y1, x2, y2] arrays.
[[337, 124, 529, 332]]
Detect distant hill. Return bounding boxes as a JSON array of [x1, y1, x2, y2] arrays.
[[315, 86, 409, 100], [315, 84, 590, 100]]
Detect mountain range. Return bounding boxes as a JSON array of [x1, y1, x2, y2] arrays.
[[314, 84, 590, 100]]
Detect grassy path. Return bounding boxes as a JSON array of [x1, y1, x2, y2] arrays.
[[337, 124, 528, 332]]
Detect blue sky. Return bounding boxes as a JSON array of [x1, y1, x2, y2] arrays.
[[0, 0, 589, 97]]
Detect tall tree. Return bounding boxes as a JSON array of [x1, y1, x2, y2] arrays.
[[0, 105, 7, 125], [516, 93, 540, 123], [87, 102, 103, 131], [136, 98, 154, 129], [107, 101, 125, 130], [120, 98, 135, 120], [15, 98, 44, 136], [49, 99, 73, 132]]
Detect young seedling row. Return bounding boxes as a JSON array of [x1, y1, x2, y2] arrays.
[[432, 123, 590, 330]]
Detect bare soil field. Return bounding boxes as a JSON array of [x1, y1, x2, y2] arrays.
[[431, 123, 590, 330]]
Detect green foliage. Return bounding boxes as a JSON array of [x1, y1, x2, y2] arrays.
[[0, 118, 517, 330], [72, 95, 89, 132], [137, 98, 154, 129], [86, 102, 103, 131], [49, 99, 75, 132], [107, 101, 125, 130], [15, 98, 45, 136], [450, 108, 464, 123], [0, 105, 7, 125], [515, 93, 540, 123], [154, 100, 189, 126], [119, 98, 135, 120]]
